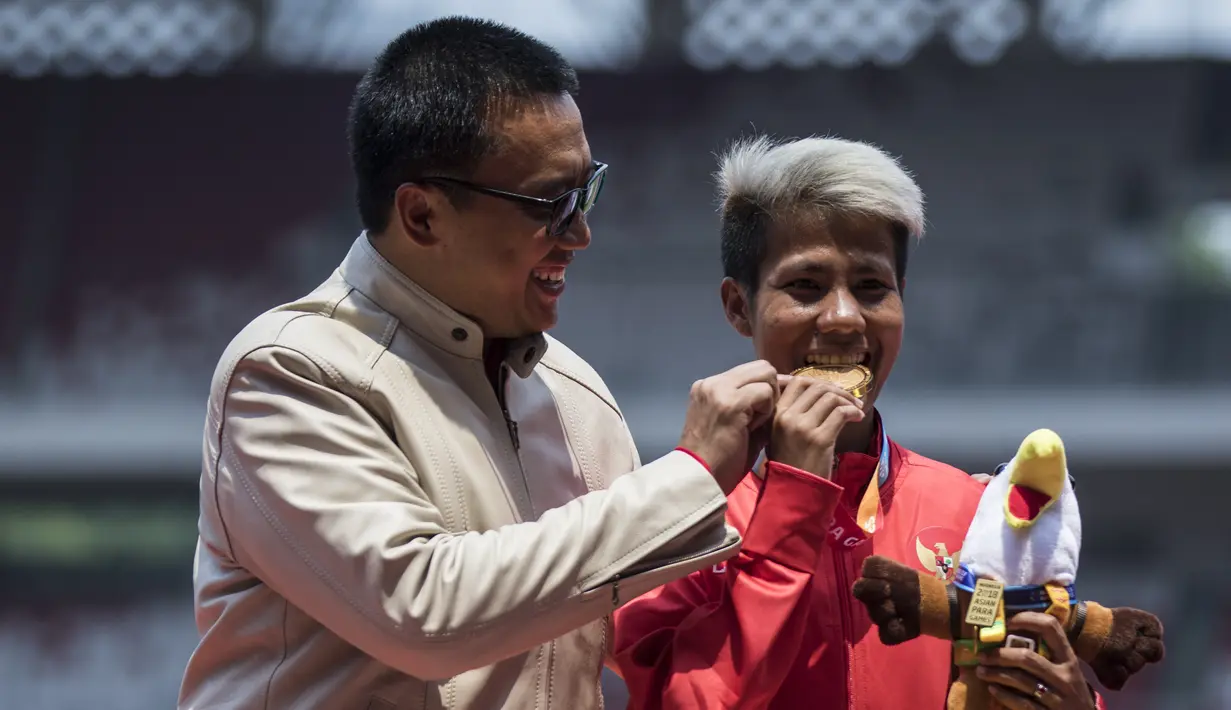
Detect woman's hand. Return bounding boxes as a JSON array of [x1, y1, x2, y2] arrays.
[[766, 376, 863, 479], [976, 612, 1098, 710]]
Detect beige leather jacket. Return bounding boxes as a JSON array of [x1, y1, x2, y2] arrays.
[[178, 235, 739, 710]]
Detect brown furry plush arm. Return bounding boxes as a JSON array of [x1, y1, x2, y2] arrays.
[[853, 558, 1167, 689], [852, 555, 954, 645], [1071, 602, 1165, 690]]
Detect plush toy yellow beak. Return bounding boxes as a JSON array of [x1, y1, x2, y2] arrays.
[[1003, 428, 1067, 529]]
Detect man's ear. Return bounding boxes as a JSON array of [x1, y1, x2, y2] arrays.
[[393, 183, 444, 246], [720, 277, 754, 338]]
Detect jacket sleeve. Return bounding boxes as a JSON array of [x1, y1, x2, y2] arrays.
[[208, 345, 734, 681], [611, 461, 843, 709]]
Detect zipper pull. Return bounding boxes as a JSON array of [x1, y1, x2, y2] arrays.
[[507, 416, 520, 451]]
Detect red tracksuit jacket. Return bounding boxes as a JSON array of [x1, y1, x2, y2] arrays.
[[613, 425, 1105, 709]]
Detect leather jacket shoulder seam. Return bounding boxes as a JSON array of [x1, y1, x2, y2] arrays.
[[537, 361, 622, 419]]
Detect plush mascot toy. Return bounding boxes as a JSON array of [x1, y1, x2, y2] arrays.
[[852, 429, 1165, 710]]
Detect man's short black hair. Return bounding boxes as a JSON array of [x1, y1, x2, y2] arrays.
[[348, 16, 580, 233], [720, 207, 911, 295]]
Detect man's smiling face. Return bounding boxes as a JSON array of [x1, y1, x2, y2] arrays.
[[395, 94, 596, 339]]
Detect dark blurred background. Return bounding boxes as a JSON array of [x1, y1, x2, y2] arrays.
[[1, 1, 1229, 708]]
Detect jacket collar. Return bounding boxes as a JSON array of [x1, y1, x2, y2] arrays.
[[832, 413, 891, 503], [751, 411, 893, 490], [338, 233, 547, 378]]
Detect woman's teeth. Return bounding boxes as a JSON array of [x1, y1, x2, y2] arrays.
[[532, 268, 565, 283], [805, 353, 868, 366]]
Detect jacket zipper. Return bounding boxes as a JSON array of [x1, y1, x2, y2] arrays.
[[498, 363, 550, 701], [594, 519, 735, 604], [495, 365, 535, 522], [833, 548, 856, 710], [497, 366, 520, 452], [597, 615, 610, 709]]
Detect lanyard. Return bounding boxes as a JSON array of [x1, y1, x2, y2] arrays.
[[855, 432, 891, 534]]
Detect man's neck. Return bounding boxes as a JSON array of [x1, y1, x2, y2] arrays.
[[368, 231, 455, 313], [834, 413, 876, 456], [370, 231, 498, 345], [483, 340, 508, 388]]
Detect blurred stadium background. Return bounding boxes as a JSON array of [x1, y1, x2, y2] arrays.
[[1, 0, 1230, 707]]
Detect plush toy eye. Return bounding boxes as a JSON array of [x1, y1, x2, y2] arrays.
[[989, 462, 1074, 490]]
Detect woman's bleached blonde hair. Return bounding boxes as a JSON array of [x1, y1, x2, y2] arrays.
[[716, 135, 925, 289]]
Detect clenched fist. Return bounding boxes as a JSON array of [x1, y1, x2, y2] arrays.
[[677, 360, 779, 494], [768, 376, 864, 478]]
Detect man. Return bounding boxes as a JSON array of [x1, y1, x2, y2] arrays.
[[175, 18, 845, 709], [612, 136, 1104, 709]]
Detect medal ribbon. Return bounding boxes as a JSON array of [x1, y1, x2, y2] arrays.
[[854, 432, 891, 534]]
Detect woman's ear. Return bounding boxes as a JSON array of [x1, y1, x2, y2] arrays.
[[721, 277, 754, 338]]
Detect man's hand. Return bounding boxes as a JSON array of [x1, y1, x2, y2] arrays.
[[678, 360, 780, 494], [766, 375, 864, 479], [977, 612, 1098, 710]]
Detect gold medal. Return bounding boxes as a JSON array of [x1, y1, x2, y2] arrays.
[[790, 364, 874, 399]]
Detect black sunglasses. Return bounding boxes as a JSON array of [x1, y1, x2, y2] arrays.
[[416, 161, 607, 237]]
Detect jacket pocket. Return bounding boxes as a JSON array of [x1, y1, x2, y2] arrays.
[[367, 697, 396, 710]]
